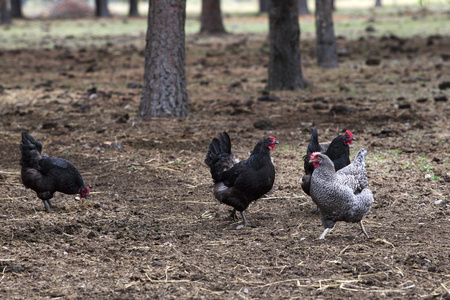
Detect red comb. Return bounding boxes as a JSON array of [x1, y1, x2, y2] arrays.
[[345, 130, 353, 138], [269, 136, 277, 141], [310, 152, 321, 160]]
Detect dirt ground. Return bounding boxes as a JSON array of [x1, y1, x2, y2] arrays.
[[0, 24, 449, 299]]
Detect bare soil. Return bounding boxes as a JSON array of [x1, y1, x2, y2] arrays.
[[0, 27, 449, 299]]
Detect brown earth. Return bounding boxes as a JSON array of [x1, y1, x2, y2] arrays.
[[0, 27, 449, 299]]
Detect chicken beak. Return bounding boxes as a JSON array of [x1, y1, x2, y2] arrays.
[[274, 141, 279, 145], [352, 137, 357, 141]]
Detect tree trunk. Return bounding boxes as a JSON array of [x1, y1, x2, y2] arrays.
[[200, 0, 226, 34], [298, 0, 309, 15], [11, 0, 23, 18], [95, 0, 110, 17], [139, 0, 188, 118], [1, 0, 12, 25], [259, 0, 269, 13], [266, 0, 308, 91], [375, 0, 382, 7], [129, 0, 139, 17], [315, 0, 338, 68]]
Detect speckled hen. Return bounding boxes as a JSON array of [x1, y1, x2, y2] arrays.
[[309, 148, 373, 239]]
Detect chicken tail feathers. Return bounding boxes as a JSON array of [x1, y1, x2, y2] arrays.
[[306, 127, 321, 155], [205, 132, 236, 182], [353, 148, 367, 167], [20, 132, 43, 168]]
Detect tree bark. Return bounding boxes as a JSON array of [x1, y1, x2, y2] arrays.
[[1, 0, 12, 25], [266, 0, 308, 91], [95, 0, 110, 17], [375, 0, 382, 7], [315, 0, 338, 68], [259, 0, 269, 13], [11, 0, 23, 18], [298, 0, 309, 15], [129, 0, 139, 17], [139, 0, 188, 118], [200, 0, 226, 34]]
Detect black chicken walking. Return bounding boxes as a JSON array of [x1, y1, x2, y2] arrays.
[[205, 132, 278, 227], [20, 132, 90, 211]]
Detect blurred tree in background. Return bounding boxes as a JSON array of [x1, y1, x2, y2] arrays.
[[266, 0, 309, 91], [315, 0, 338, 68], [95, 0, 110, 17], [128, 0, 139, 17], [11, 0, 23, 18], [200, 0, 226, 34], [1, 0, 12, 25]]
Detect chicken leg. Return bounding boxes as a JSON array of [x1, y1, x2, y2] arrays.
[[229, 209, 239, 222], [359, 220, 370, 239], [318, 227, 332, 239], [42, 199, 53, 212]]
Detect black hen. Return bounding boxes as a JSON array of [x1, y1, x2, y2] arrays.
[[205, 132, 278, 227], [301, 128, 355, 196], [20, 132, 90, 211]]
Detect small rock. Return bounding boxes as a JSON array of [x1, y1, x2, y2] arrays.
[[398, 103, 411, 109], [438, 81, 450, 90], [87, 231, 96, 239], [424, 174, 432, 179], [312, 103, 328, 110], [42, 122, 58, 130], [441, 53, 450, 62], [444, 173, 450, 182], [257, 94, 280, 102], [365, 25, 376, 32], [434, 95, 448, 102], [236, 225, 245, 230], [253, 119, 272, 130], [329, 105, 355, 114], [243, 288, 248, 294], [126, 82, 143, 89], [434, 200, 444, 206], [366, 58, 381, 66]]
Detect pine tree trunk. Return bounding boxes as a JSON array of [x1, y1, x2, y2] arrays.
[[200, 0, 226, 34], [259, 0, 269, 13], [139, 0, 188, 118], [266, 0, 308, 91], [11, 0, 23, 18], [298, 0, 309, 15], [129, 0, 139, 17], [315, 0, 338, 68], [95, 0, 110, 17], [1, 0, 12, 25]]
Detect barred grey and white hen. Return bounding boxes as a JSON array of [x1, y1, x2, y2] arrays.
[[309, 148, 373, 239]]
